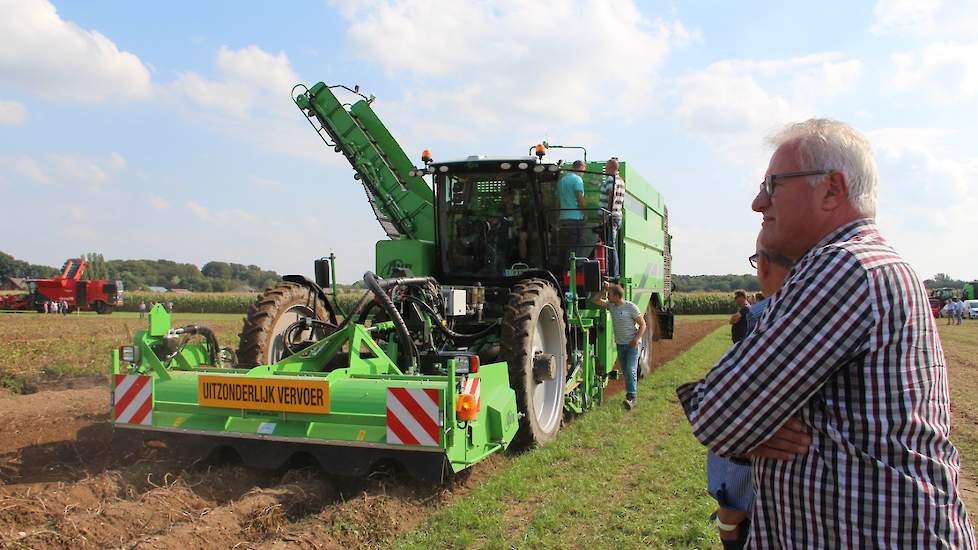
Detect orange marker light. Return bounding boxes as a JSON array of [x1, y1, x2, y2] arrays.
[[456, 393, 479, 421], [468, 355, 480, 374], [534, 143, 546, 158], [421, 149, 432, 163]]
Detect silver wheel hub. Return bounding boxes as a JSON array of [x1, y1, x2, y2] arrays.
[[268, 305, 315, 364], [530, 304, 565, 433]]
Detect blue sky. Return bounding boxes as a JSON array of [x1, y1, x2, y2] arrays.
[[1, 0, 976, 283]]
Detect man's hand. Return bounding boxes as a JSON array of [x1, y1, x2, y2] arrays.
[[629, 336, 640, 348], [747, 417, 812, 461]]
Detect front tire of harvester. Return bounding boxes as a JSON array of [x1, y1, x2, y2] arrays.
[[500, 278, 567, 447], [93, 301, 111, 314], [237, 282, 332, 367]]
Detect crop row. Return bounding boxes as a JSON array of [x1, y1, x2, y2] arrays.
[[120, 290, 364, 315], [119, 290, 737, 315], [670, 292, 740, 315]]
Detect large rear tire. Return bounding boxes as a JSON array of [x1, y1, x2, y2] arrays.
[[237, 282, 332, 367], [500, 278, 567, 447]]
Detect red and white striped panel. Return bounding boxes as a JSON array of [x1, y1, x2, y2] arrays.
[[461, 377, 480, 409], [114, 374, 153, 426], [386, 387, 441, 447]]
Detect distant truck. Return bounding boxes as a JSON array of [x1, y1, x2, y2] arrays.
[[0, 258, 123, 314]]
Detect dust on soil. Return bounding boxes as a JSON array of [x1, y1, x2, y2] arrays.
[[0, 318, 719, 549]]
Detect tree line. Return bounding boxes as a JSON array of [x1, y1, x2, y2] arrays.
[[0, 252, 59, 279], [1, 251, 281, 292], [4, 251, 973, 294], [674, 272, 975, 293]]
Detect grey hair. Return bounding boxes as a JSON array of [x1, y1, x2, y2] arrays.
[[768, 118, 878, 218]]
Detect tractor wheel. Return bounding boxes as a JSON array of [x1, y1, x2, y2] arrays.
[[500, 278, 567, 447], [237, 282, 332, 367]]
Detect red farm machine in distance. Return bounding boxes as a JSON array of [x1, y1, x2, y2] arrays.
[[0, 258, 123, 314]]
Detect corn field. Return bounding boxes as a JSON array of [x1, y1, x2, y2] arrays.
[[118, 290, 736, 315], [671, 292, 740, 315]]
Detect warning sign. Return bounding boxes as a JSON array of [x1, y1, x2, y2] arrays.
[[198, 375, 329, 414]]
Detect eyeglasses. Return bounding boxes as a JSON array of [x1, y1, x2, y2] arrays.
[[749, 253, 760, 269], [760, 170, 830, 196]]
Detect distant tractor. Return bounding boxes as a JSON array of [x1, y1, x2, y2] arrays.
[[963, 282, 977, 301], [0, 258, 123, 313], [111, 82, 674, 480]]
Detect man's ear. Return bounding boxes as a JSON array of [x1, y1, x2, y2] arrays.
[[819, 171, 849, 211]]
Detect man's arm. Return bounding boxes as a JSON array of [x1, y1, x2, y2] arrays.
[[630, 311, 646, 347], [591, 283, 609, 308], [676, 248, 872, 457]]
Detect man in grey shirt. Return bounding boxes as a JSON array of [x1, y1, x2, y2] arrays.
[[592, 282, 646, 409]]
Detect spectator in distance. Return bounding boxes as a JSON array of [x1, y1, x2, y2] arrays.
[[729, 290, 750, 343], [677, 118, 974, 548]]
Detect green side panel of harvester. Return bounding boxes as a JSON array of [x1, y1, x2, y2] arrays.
[[294, 82, 435, 242], [112, 306, 519, 476], [376, 239, 436, 278], [618, 163, 668, 312]]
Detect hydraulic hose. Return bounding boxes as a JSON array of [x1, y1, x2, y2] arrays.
[[363, 271, 418, 371], [376, 276, 438, 290], [173, 324, 220, 366], [403, 296, 498, 340]]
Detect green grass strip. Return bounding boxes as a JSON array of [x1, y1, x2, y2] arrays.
[[397, 327, 730, 550]]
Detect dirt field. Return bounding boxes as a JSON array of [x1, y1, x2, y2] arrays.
[[0, 317, 722, 549], [0, 312, 244, 393]]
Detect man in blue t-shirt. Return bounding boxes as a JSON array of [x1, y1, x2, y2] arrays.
[[707, 239, 792, 550], [555, 160, 587, 270]]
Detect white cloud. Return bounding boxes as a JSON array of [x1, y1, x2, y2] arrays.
[[889, 41, 978, 105], [0, 0, 152, 102], [13, 155, 51, 185], [252, 176, 282, 189], [2, 152, 126, 188], [0, 100, 28, 126], [337, 0, 693, 142], [674, 52, 863, 161], [171, 46, 299, 118], [871, 0, 978, 37], [147, 195, 170, 211], [166, 45, 343, 164], [186, 200, 258, 224], [868, 127, 978, 279]]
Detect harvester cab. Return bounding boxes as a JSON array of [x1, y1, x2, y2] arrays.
[[110, 82, 674, 481]]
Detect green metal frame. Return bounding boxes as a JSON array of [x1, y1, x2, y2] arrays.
[[112, 305, 519, 474]]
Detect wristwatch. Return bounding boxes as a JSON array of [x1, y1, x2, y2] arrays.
[[716, 516, 740, 532]]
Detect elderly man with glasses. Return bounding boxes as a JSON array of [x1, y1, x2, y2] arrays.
[[678, 119, 974, 548]]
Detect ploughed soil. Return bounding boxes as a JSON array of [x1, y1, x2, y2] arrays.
[[0, 318, 722, 549]]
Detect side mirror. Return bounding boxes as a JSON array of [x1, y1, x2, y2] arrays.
[[314, 258, 330, 289]]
